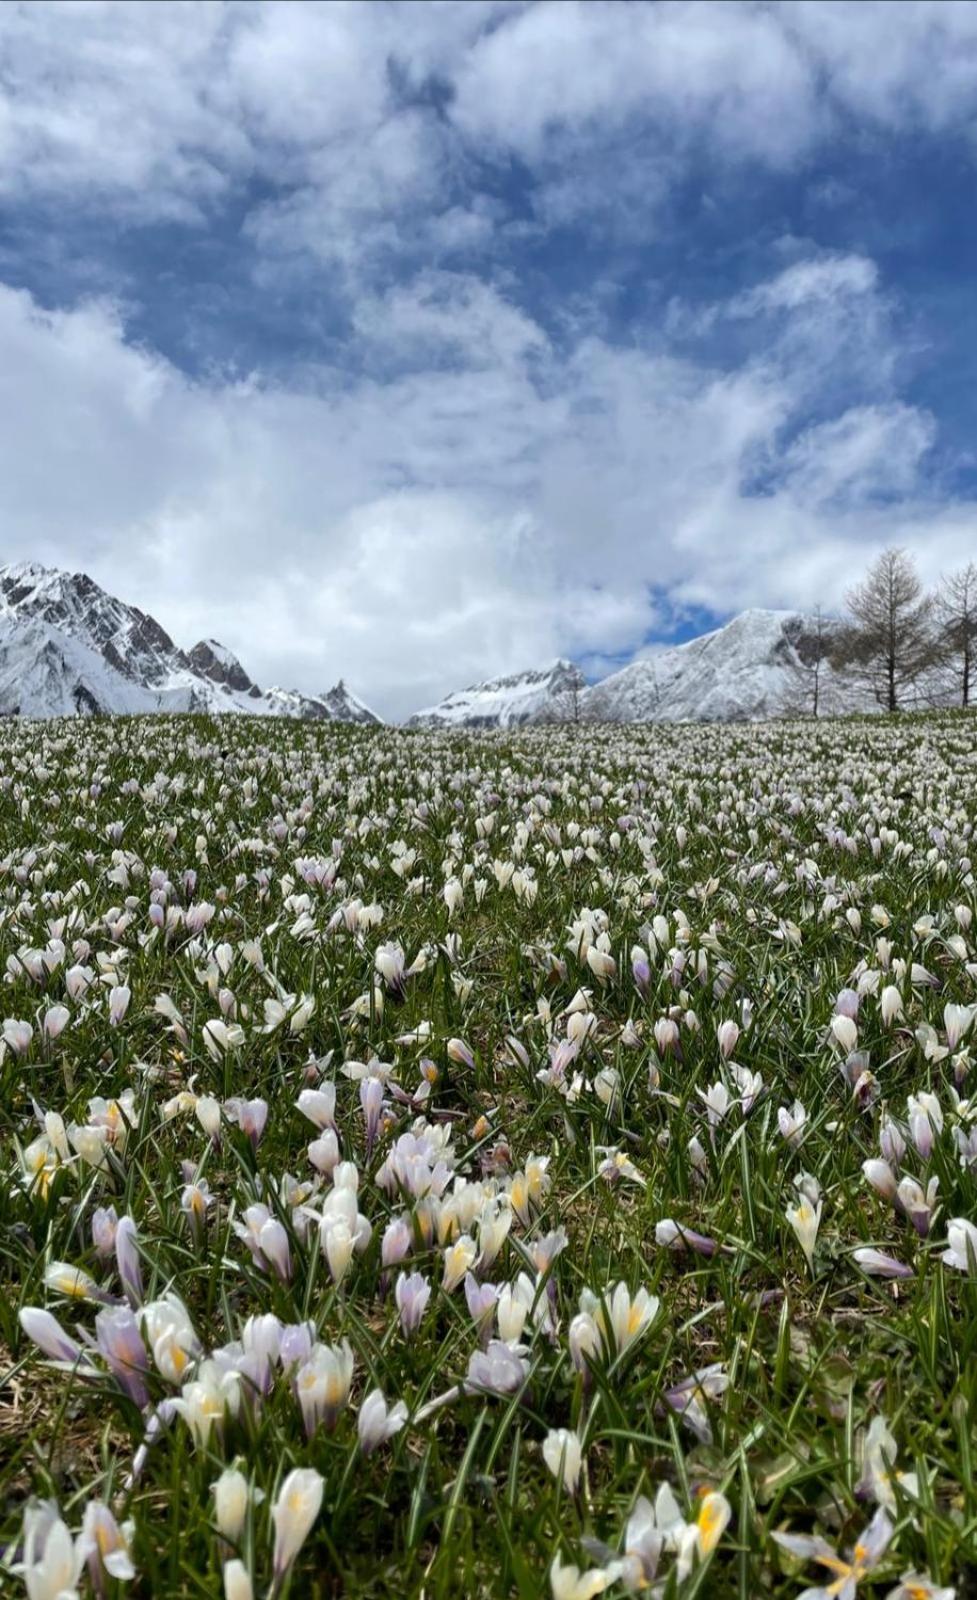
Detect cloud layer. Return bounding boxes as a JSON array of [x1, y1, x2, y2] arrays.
[[2, 2, 977, 716]]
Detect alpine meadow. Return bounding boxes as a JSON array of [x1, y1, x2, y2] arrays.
[[1, 707, 976, 1598]]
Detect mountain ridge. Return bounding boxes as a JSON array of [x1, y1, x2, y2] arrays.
[[0, 562, 381, 724]]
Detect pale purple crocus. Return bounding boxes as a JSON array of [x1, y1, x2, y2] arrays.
[[853, 1248, 914, 1280], [94, 1306, 151, 1408], [897, 1175, 940, 1238], [226, 1098, 268, 1151], [360, 1076, 385, 1156], [19, 1307, 90, 1367], [835, 987, 861, 1020], [941, 1217, 977, 1275], [395, 1270, 431, 1337], [115, 1216, 144, 1308], [465, 1273, 499, 1346], [92, 1206, 119, 1261], [655, 1219, 723, 1257], [108, 985, 131, 1026], [631, 950, 651, 997], [278, 1321, 316, 1372], [663, 1364, 728, 1444], [446, 1038, 476, 1071], [382, 1217, 412, 1271], [773, 1507, 892, 1597], [465, 1340, 529, 1398]]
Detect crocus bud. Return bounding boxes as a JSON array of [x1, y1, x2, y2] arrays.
[[195, 1096, 221, 1139], [716, 1020, 739, 1059], [271, 1468, 323, 1589], [115, 1216, 144, 1307], [862, 1159, 898, 1202], [223, 1558, 254, 1600], [213, 1466, 250, 1545], [395, 1271, 431, 1337], [542, 1428, 583, 1494]]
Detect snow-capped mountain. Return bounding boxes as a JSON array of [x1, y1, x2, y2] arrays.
[[0, 562, 381, 723], [409, 660, 587, 728], [408, 613, 869, 729], [581, 609, 858, 723]]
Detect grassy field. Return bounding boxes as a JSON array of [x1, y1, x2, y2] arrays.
[[1, 710, 975, 1599]]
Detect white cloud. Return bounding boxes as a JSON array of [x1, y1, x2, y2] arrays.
[[3, 4, 977, 716], [732, 254, 879, 315], [4, 2, 977, 259], [1, 248, 976, 719]]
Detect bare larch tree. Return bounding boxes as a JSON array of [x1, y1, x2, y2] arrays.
[[831, 547, 936, 712], [934, 561, 977, 709]]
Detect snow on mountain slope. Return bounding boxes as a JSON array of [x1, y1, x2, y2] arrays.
[[0, 562, 380, 723], [316, 681, 382, 725], [0, 613, 161, 718], [187, 639, 259, 696], [409, 660, 587, 728], [581, 610, 862, 723]]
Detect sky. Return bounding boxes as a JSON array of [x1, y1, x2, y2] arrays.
[[3, 2, 977, 719]]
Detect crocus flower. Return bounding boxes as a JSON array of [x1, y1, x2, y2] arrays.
[[18, 1307, 88, 1367], [296, 1085, 336, 1131], [79, 1500, 136, 1589], [293, 1339, 354, 1435], [442, 1234, 477, 1293], [465, 1340, 529, 1397], [19, 1500, 85, 1600], [357, 1388, 408, 1454], [170, 1358, 241, 1448], [139, 1294, 201, 1384], [941, 1217, 977, 1274], [603, 1483, 685, 1591], [655, 1219, 721, 1257], [773, 1506, 893, 1598], [549, 1552, 611, 1600], [786, 1188, 822, 1275], [579, 1283, 659, 1360], [3, 1018, 34, 1055], [542, 1429, 583, 1494], [395, 1271, 431, 1337], [897, 1175, 940, 1238], [42, 1005, 70, 1042], [853, 1248, 914, 1280], [95, 1306, 151, 1407], [885, 1575, 955, 1600], [114, 1216, 144, 1308], [663, 1364, 728, 1444], [778, 1100, 808, 1147], [859, 1416, 919, 1510], [225, 1097, 268, 1151], [223, 1560, 254, 1600], [674, 1491, 732, 1580], [108, 985, 131, 1026], [465, 1273, 499, 1345], [92, 1206, 119, 1261], [271, 1468, 323, 1594], [213, 1466, 250, 1547], [446, 1037, 476, 1070]]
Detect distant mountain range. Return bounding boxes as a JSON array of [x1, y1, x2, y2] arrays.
[[412, 610, 864, 727], [0, 562, 942, 728], [0, 563, 380, 723]]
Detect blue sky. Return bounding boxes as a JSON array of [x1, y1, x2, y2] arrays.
[[2, 1, 977, 717]]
